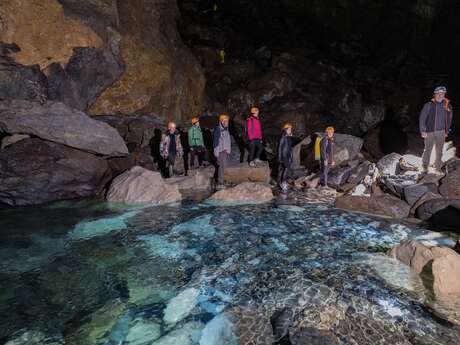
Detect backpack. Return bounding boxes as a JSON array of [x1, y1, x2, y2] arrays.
[[314, 136, 322, 161]]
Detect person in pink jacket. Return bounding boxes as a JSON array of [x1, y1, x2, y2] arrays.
[[246, 106, 264, 167]]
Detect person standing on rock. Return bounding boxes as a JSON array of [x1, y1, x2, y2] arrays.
[[320, 126, 336, 187], [278, 123, 293, 192], [160, 122, 183, 177], [419, 86, 453, 175], [213, 114, 231, 189], [246, 106, 264, 167], [188, 117, 206, 169]]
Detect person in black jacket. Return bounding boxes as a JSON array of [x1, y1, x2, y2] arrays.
[[278, 123, 293, 192]]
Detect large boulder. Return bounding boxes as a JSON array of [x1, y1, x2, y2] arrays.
[[327, 165, 354, 188], [167, 168, 214, 191], [224, 162, 271, 184], [439, 168, 460, 198], [106, 166, 182, 204], [347, 161, 373, 185], [335, 194, 410, 219], [403, 183, 439, 207], [209, 183, 273, 203], [388, 240, 434, 274], [431, 247, 460, 298], [0, 100, 128, 156], [377, 153, 402, 175], [0, 138, 111, 206], [416, 198, 460, 231], [321, 133, 364, 166], [379, 174, 418, 198]]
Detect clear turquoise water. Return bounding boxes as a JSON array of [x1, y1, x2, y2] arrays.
[[1, 193, 459, 345]]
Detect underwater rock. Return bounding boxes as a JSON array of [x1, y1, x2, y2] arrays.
[[224, 162, 271, 184], [125, 318, 161, 345], [152, 321, 204, 345], [209, 182, 273, 203], [199, 313, 237, 345], [335, 194, 410, 219], [0, 100, 128, 156], [5, 330, 63, 345], [0, 138, 111, 206], [106, 166, 182, 205], [289, 327, 339, 345], [377, 153, 402, 175], [163, 287, 201, 325]]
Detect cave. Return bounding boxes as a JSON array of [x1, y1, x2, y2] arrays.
[[1, 1, 460, 344]]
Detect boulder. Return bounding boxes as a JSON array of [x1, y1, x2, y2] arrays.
[[439, 168, 460, 198], [327, 165, 354, 188], [320, 133, 364, 166], [399, 154, 422, 171], [431, 247, 460, 298], [416, 198, 460, 231], [403, 183, 439, 207], [167, 168, 214, 191], [0, 100, 128, 156], [335, 194, 410, 219], [388, 240, 434, 274], [106, 166, 182, 204], [347, 161, 372, 185], [379, 175, 417, 198], [209, 183, 273, 203], [377, 153, 402, 175], [410, 192, 442, 215], [224, 162, 271, 184], [0, 138, 111, 206]]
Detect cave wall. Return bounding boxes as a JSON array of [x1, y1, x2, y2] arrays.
[[0, 0, 206, 123]]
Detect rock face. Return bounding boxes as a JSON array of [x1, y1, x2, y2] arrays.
[[106, 166, 182, 204], [0, 100, 128, 156], [89, 0, 206, 121], [335, 195, 410, 219], [224, 162, 271, 184], [0, 139, 110, 206], [209, 183, 273, 203]]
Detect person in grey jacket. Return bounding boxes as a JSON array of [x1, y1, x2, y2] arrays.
[[213, 114, 231, 188], [419, 86, 453, 174]]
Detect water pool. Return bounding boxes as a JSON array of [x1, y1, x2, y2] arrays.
[[1, 191, 459, 345]]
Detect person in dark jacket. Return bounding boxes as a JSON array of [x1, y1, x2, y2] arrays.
[[419, 86, 453, 174], [160, 122, 184, 177], [278, 123, 293, 192], [320, 126, 336, 187], [213, 114, 231, 188]]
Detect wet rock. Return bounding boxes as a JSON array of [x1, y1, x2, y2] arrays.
[[404, 183, 439, 207], [152, 321, 204, 345], [416, 198, 460, 230], [0, 138, 110, 206], [0, 100, 128, 156], [5, 330, 63, 345], [199, 313, 237, 345], [106, 166, 182, 205], [289, 327, 339, 345], [431, 247, 460, 298], [1, 134, 30, 149], [125, 318, 161, 345], [377, 153, 402, 175], [335, 194, 410, 219], [388, 240, 434, 274], [163, 287, 201, 325], [46, 28, 125, 111], [0, 43, 48, 103], [209, 183, 273, 203], [224, 162, 271, 184], [439, 168, 460, 198]]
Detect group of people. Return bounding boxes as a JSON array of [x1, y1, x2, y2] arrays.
[[157, 85, 453, 191]]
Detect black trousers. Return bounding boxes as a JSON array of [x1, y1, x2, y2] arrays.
[[278, 163, 291, 184], [189, 146, 205, 167], [249, 139, 263, 162]]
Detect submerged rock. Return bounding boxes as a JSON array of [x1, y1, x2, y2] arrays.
[[106, 166, 182, 205], [209, 183, 273, 203], [0, 138, 111, 206], [163, 287, 201, 325], [152, 321, 204, 345], [199, 313, 237, 345], [125, 318, 161, 345], [335, 194, 410, 219], [5, 330, 63, 345], [289, 327, 339, 345], [0, 100, 128, 156]]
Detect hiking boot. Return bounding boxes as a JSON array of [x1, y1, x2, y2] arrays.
[[280, 182, 288, 192], [249, 161, 256, 167]]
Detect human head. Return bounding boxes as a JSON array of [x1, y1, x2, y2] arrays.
[[283, 123, 292, 136], [325, 126, 335, 138], [219, 114, 229, 127], [168, 121, 176, 133], [434, 86, 447, 102], [250, 107, 259, 117], [191, 117, 199, 126]]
